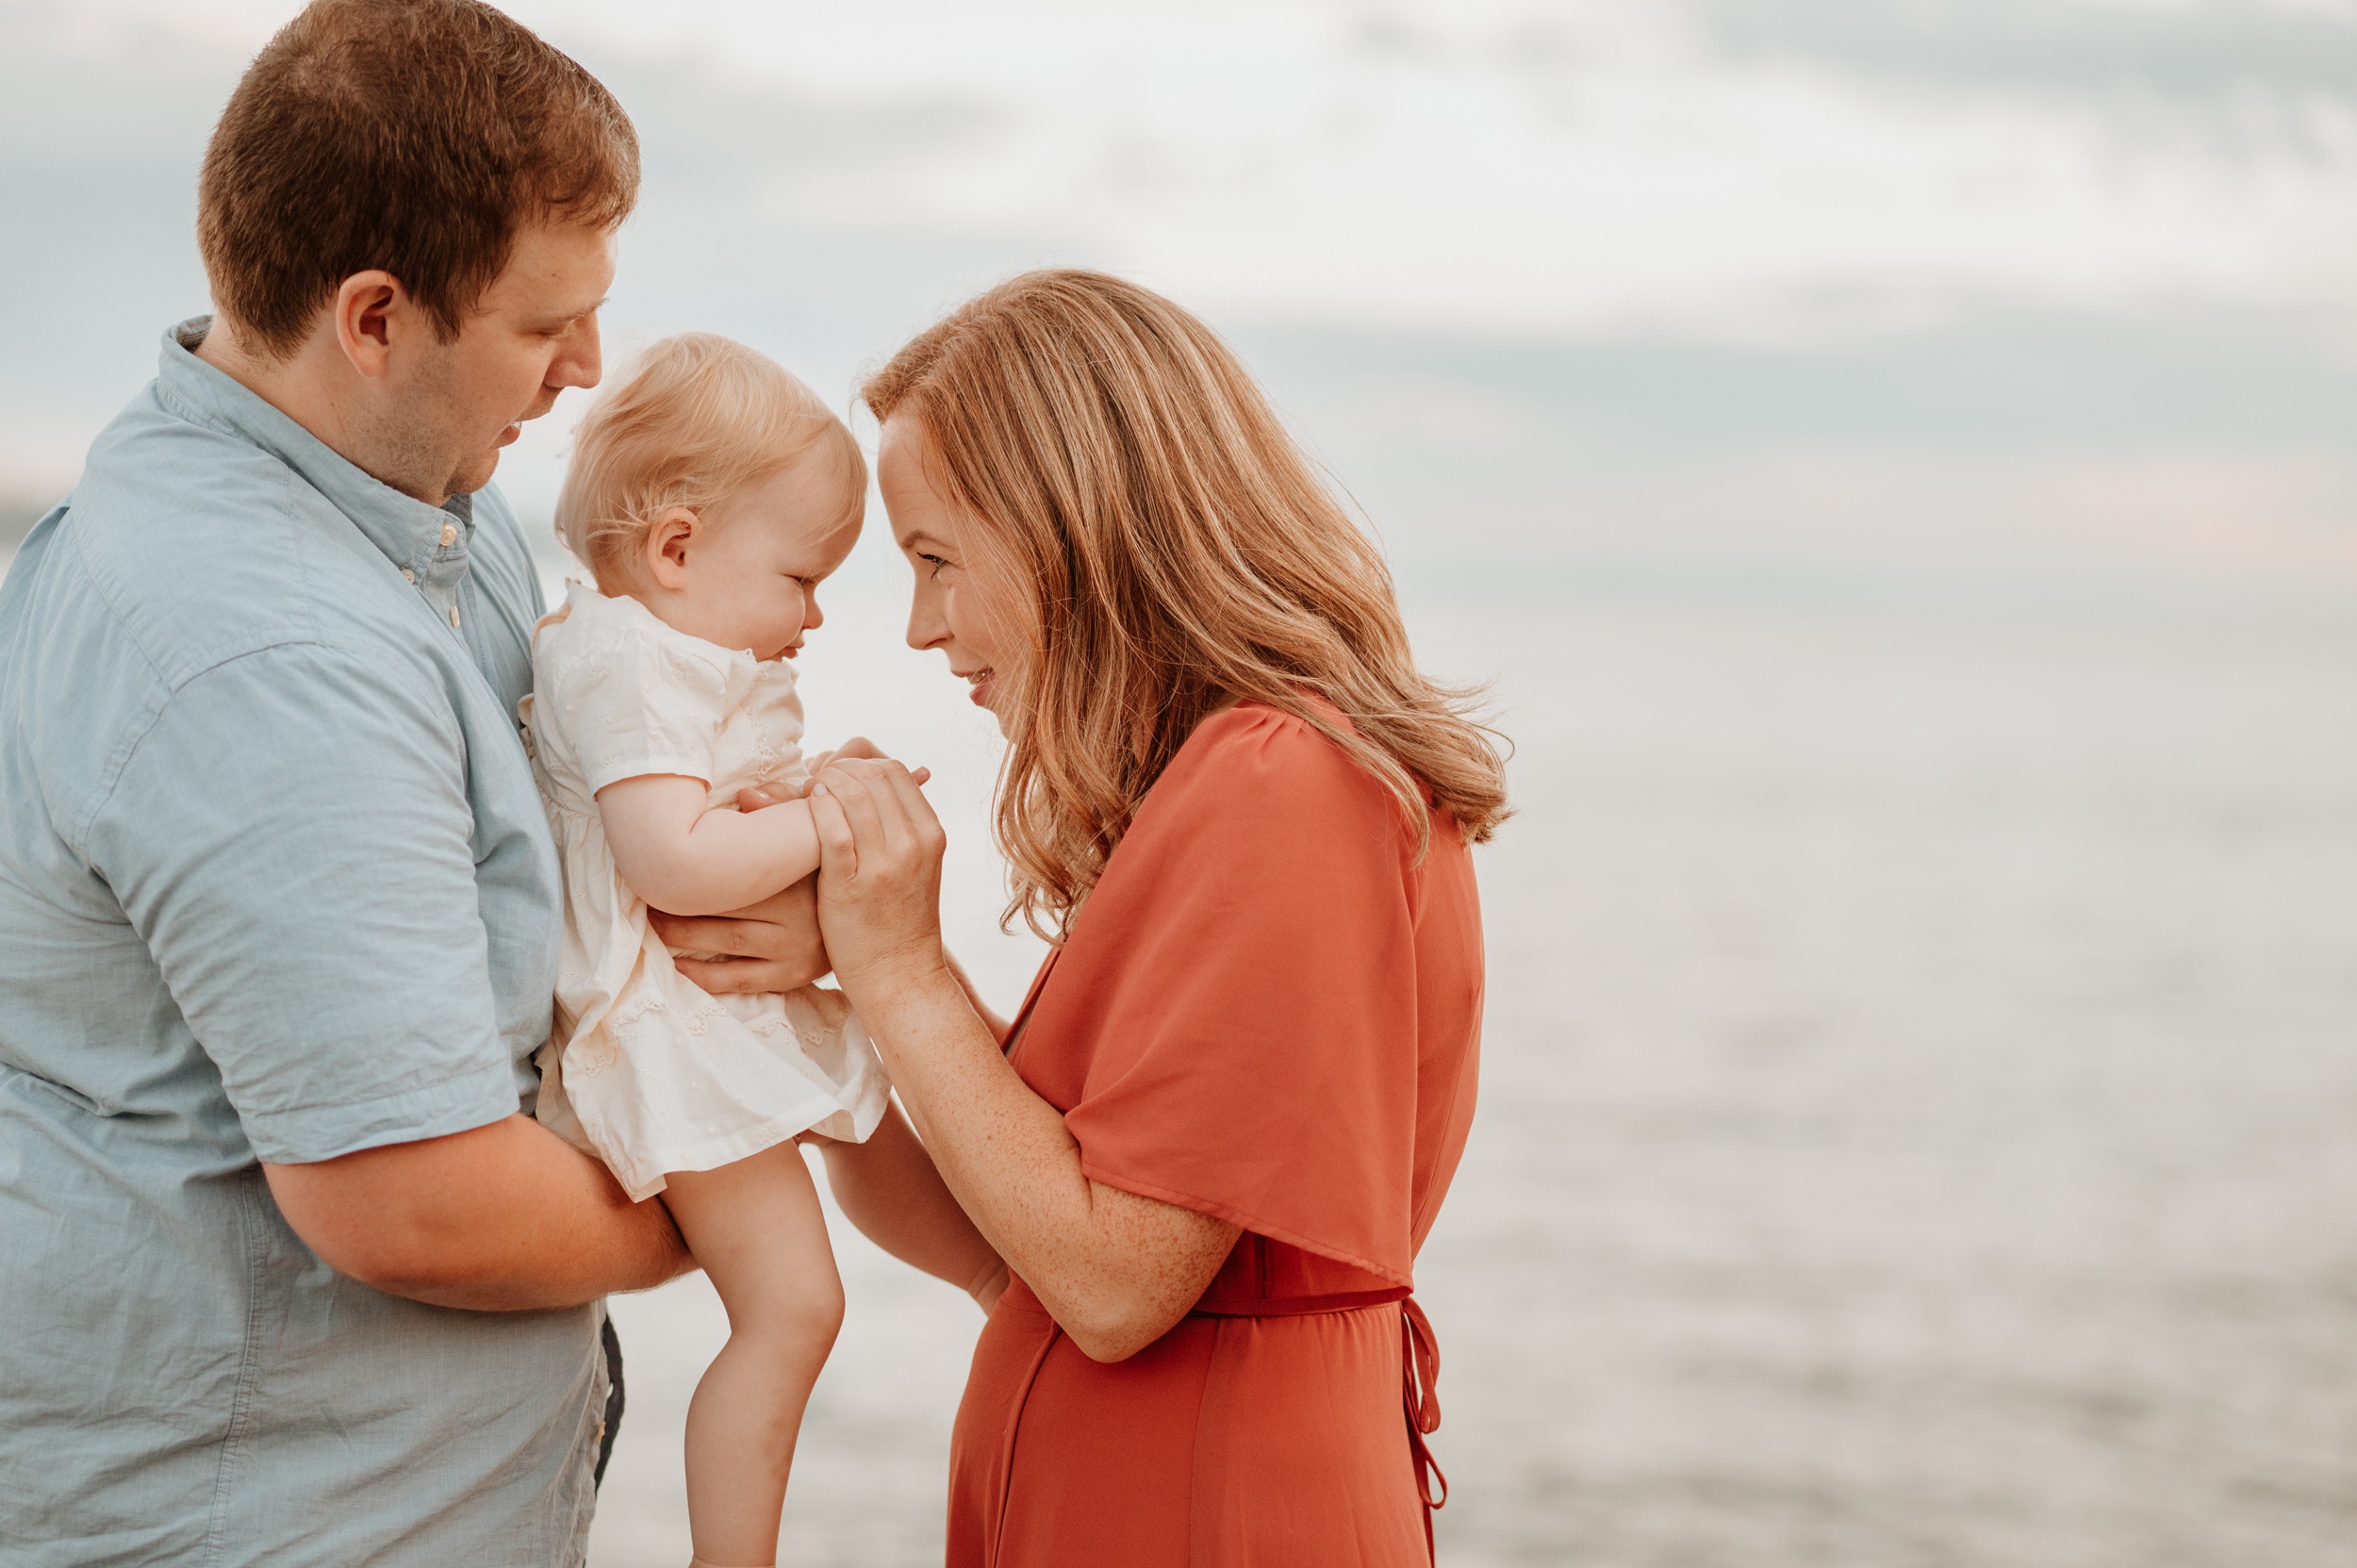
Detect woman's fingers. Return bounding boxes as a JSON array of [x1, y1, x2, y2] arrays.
[[847, 762, 915, 861], [809, 781, 859, 882], [816, 761, 897, 862], [807, 757, 952, 1003], [878, 762, 947, 853], [871, 762, 946, 870], [825, 758, 932, 861]]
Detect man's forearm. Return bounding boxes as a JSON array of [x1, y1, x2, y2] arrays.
[[819, 1103, 1004, 1300], [264, 1114, 694, 1312]]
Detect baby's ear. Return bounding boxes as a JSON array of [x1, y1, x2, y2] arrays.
[[645, 505, 700, 588]]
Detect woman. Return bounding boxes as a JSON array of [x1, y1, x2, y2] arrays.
[[809, 271, 1507, 1566]]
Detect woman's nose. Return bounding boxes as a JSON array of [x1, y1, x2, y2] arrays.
[[906, 592, 947, 651]]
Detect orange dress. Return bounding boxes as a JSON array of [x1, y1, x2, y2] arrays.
[[947, 701, 1486, 1567]]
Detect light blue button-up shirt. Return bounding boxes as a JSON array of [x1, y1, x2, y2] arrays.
[[0, 322, 603, 1565]]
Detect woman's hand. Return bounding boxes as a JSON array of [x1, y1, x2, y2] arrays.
[[807, 757, 951, 1003], [647, 746, 921, 994], [808, 758, 1235, 1359]]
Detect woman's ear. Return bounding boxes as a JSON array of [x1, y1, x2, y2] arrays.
[[643, 506, 700, 591]]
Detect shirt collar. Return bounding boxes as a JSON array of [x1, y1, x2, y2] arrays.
[[155, 317, 477, 586]]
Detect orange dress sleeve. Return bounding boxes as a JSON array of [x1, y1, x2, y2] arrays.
[[1033, 703, 1427, 1287]]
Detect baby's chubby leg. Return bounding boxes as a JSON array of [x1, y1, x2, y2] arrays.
[[661, 1144, 845, 1568]]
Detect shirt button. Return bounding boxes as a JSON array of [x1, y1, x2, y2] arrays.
[[439, 523, 457, 548], [400, 568, 416, 584], [449, 605, 461, 629]]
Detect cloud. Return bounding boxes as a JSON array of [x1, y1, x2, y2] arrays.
[[1687, 0, 2357, 108], [11, 0, 2357, 343], [519, 0, 2357, 337]]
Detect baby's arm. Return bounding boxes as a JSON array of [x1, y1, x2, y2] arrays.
[[597, 773, 826, 917]]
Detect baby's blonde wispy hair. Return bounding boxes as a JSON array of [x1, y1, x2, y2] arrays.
[[555, 332, 865, 592]]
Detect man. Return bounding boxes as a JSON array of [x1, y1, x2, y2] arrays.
[[0, 3, 822, 1561]]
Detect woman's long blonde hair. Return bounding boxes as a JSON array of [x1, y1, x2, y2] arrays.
[[862, 270, 1509, 941]]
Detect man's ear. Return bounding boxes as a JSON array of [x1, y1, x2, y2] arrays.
[[644, 507, 701, 591], [331, 270, 408, 380]]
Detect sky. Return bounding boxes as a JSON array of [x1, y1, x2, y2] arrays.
[[4, 0, 2354, 595], [18, 0, 2357, 337]]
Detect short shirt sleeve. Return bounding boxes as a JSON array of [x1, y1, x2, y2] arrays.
[[1049, 705, 1425, 1286], [540, 619, 733, 795], [82, 645, 524, 1164]]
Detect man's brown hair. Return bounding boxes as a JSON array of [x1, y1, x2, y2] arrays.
[[197, 0, 638, 357]]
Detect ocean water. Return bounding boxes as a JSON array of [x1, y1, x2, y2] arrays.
[[574, 574, 2357, 1567], [3, 517, 2350, 1562]]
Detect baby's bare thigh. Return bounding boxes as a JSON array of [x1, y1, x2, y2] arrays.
[[662, 1146, 842, 1326]]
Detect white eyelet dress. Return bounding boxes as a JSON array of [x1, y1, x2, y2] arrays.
[[519, 583, 890, 1200]]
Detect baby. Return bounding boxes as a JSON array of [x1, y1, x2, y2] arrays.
[[523, 334, 893, 1568]]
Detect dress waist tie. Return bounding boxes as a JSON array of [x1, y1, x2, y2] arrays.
[[1400, 1296, 1447, 1562], [1188, 1285, 1447, 1561]]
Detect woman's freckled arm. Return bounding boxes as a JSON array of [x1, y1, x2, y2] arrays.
[[809, 762, 1237, 1360], [939, 947, 1012, 1044]]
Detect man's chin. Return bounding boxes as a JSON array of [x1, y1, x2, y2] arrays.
[[446, 450, 503, 500]]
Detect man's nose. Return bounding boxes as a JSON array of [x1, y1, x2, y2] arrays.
[[554, 316, 603, 391]]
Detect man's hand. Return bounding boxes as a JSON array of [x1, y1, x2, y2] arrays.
[[651, 739, 918, 996], [651, 871, 831, 995]]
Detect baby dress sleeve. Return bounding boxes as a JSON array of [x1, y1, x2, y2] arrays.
[[1054, 705, 1427, 1286], [543, 620, 734, 794]]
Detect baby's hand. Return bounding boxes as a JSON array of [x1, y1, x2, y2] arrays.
[[735, 782, 809, 811], [806, 735, 887, 774], [747, 738, 927, 813]]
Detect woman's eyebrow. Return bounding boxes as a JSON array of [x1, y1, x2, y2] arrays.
[[897, 530, 950, 552]]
